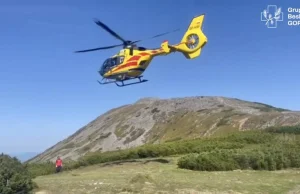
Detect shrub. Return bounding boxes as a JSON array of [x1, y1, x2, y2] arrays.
[[266, 125, 300, 134], [27, 130, 299, 176], [26, 161, 55, 178], [177, 145, 300, 171], [0, 153, 34, 194], [177, 152, 239, 171], [219, 130, 275, 144]]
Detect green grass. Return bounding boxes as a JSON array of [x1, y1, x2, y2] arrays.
[[33, 157, 300, 194], [145, 109, 245, 142], [27, 130, 300, 178], [266, 125, 300, 134], [30, 128, 300, 193]]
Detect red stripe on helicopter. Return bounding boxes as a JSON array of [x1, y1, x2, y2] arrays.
[[150, 48, 164, 54], [139, 52, 149, 56], [111, 52, 155, 73], [127, 55, 141, 62], [126, 52, 150, 62], [112, 61, 138, 72]]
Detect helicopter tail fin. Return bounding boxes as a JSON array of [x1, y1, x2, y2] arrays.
[[170, 14, 207, 59]]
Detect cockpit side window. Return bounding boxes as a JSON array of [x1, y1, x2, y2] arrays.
[[111, 58, 117, 66], [101, 56, 125, 72], [102, 59, 109, 69], [119, 56, 124, 64]]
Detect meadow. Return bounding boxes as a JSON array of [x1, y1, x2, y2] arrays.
[[33, 157, 300, 194], [28, 126, 300, 193]]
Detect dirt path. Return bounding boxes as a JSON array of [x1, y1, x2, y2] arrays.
[[35, 190, 52, 194]]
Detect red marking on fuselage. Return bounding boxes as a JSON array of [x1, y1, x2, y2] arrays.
[[139, 52, 149, 56], [112, 61, 138, 72], [127, 55, 141, 62]]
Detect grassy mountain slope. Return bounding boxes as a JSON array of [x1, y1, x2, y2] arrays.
[[33, 157, 300, 194], [27, 96, 300, 163]]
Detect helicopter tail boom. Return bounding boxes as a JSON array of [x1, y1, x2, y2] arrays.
[[169, 14, 207, 59]]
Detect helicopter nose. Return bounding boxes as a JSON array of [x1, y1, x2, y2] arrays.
[[98, 70, 102, 76], [99, 70, 105, 76], [99, 67, 105, 76]]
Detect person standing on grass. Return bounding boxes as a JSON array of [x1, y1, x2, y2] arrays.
[[55, 156, 63, 173]]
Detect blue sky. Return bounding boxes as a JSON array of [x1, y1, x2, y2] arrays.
[[1, 0, 299, 153]]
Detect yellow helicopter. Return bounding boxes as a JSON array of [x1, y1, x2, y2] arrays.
[[75, 14, 208, 87]]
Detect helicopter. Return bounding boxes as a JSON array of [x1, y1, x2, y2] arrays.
[[74, 14, 208, 87]]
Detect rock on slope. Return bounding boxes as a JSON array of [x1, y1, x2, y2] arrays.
[[28, 96, 300, 163]]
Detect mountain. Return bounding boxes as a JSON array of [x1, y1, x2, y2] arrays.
[[27, 96, 300, 163]]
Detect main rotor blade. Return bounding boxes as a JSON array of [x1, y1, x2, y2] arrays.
[[74, 44, 123, 53], [150, 28, 180, 38], [132, 28, 180, 44], [94, 19, 127, 44]]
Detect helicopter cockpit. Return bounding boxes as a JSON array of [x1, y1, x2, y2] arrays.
[[99, 56, 125, 76]]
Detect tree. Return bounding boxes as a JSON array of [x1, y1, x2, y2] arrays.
[[0, 153, 34, 194]]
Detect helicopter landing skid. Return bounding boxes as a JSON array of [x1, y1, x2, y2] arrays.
[[97, 76, 148, 87], [115, 76, 148, 87]]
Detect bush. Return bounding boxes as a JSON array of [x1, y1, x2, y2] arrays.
[[26, 161, 56, 178], [177, 152, 239, 171], [27, 130, 299, 176], [69, 136, 245, 170], [0, 153, 34, 194], [266, 125, 300, 134], [219, 130, 275, 144], [177, 145, 300, 171]]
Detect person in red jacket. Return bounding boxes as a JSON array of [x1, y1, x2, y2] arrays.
[[55, 156, 63, 173]]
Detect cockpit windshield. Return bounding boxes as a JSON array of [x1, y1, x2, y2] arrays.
[[99, 56, 125, 76]]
